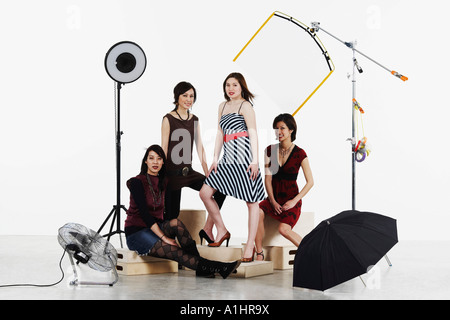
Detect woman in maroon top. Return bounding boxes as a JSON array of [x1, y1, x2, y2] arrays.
[[125, 145, 240, 278], [255, 114, 314, 259]]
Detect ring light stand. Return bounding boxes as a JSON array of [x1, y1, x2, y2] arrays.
[[98, 41, 147, 247]]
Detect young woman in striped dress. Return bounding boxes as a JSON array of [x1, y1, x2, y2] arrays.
[[200, 72, 265, 262]]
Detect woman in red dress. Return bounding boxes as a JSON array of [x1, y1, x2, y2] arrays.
[[255, 114, 314, 260]]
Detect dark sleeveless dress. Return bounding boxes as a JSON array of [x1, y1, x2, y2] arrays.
[[164, 113, 205, 190], [163, 113, 226, 220]]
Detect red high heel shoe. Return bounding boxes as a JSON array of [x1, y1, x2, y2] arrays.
[[208, 231, 231, 247], [241, 248, 255, 263]]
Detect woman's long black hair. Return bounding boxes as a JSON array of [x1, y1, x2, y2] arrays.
[[140, 144, 167, 191]]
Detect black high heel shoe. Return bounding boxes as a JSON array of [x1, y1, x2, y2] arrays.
[[199, 230, 214, 245]]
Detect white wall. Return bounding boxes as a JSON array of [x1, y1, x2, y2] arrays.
[[0, 0, 448, 240]]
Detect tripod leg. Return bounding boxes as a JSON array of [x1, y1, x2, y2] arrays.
[[107, 207, 118, 242], [359, 276, 366, 287], [98, 207, 116, 235], [118, 205, 128, 248], [98, 205, 127, 248], [119, 232, 123, 248], [384, 254, 392, 267]]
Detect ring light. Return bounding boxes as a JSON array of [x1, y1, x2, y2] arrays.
[[104, 41, 146, 84]]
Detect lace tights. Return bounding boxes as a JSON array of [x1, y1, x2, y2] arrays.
[[149, 219, 199, 270]]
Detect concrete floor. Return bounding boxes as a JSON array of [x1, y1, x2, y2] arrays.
[[0, 235, 449, 300]]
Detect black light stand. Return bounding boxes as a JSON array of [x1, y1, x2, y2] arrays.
[[98, 41, 147, 247], [97, 81, 127, 247]]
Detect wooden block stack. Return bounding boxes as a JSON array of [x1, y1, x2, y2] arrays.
[[262, 211, 314, 270], [115, 248, 178, 276], [178, 208, 276, 278], [262, 211, 315, 247], [263, 246, 297, 270]]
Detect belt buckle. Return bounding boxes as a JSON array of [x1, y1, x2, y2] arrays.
[[182, 167, 190, 177]]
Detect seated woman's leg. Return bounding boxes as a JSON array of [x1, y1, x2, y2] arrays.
[[278, 222, 302, 247], [160, 219, 199, 256], [149, 240, 199, 270], [151, 220, 240, 279]]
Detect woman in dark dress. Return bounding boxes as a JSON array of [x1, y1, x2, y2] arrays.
[[124, 145, 240, 278], [255, 114, 314, 259], [161, 82, 226, 244]]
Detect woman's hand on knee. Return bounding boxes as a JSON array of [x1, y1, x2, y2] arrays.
[[161, 234, 178, 247]]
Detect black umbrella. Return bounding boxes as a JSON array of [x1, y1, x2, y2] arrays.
[[293, 210, 398, 291]]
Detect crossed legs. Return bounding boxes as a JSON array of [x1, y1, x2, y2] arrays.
[[199, 184, 229, 242]]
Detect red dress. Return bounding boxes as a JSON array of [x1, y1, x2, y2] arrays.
[[259, 145, 307, 228]]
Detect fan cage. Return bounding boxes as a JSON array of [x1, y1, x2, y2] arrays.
[[58, 223, 118, 272]]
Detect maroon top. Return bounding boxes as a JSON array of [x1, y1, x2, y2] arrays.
[[125, 174, 166, 236], [259, 145, 307, 228]]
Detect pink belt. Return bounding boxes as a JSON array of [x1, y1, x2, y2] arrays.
[[223, 131, 248, 143]]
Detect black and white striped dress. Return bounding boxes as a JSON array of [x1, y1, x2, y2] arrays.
[[204, 112, 265, 203]]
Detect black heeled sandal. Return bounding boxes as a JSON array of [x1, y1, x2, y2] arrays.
[[256, 250, 265, 261]]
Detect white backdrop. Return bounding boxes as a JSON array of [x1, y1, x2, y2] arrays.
[[0, 0, 448, 240]]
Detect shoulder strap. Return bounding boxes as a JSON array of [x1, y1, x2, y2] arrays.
[[221, 102, 227, 116], [237, 101, 245, 114]]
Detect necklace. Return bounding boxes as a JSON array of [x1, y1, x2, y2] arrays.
[[279, 143, 294, 158], [146, 173, 162, 210], [175, 109, 190, 121]]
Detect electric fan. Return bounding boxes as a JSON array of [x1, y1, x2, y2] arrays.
[[58, 223, 119, 286]]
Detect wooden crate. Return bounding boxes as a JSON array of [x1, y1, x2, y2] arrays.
[[197, 245, 243, 262], [116, 248, 178, 276], [263, 245, 297, 270], [262, 211, 315, 247], [178, 209, 206, 244]]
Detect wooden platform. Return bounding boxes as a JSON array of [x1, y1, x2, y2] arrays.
[[183, 245, 274, 278], [197, 245, 242, 262], [232, 261, 274, 278], [116, 248, 178, 276]]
